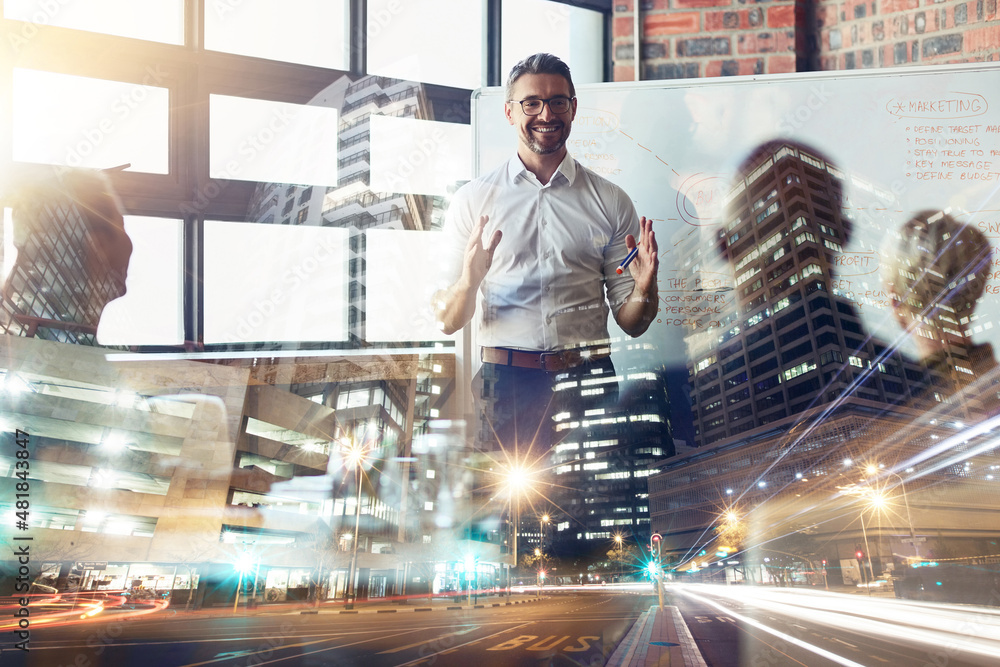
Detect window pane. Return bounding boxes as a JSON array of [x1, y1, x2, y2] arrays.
[[209, 95, 340, 186], [501, 0, 603, 85], [366, 0, 483, 89], [365, 229, 451, 343], [203, 221, 349, 344], [96, 217, 184, 346], [204, 0, 349, 70], [13, 69, 169, 174], [369, 116, 471, 197], [4, 0, 184, 45]]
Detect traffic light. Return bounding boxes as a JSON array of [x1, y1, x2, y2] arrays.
[[650, 533, 662, 557], [855, 549, 865, 561]]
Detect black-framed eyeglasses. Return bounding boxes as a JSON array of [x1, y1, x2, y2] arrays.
[[509, 96, 575, 116]]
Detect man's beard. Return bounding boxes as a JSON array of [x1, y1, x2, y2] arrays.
[[523, 122, 570, 155]]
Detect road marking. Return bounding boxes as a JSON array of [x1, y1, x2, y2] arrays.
[[832, 638, 859, 649], [676, 590, 868, 667], [394, 622, 534, 667], [178, 627, 426, 666], [378, 626, 479, 654]]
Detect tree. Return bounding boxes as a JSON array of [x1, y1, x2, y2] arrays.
[[606, 543, 639, 581], [164, 537, 226, 610], [751, 531, 822, 587], [304, 519, 350, 607]]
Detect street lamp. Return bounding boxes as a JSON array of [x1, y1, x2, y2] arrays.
[[233, 549, 254, 614], [344, 440, 368, 610], [613, 533, 624, 583], [538, 513, 550, 583], [501, 463, 537, 595], [865, 465, 920, 558]]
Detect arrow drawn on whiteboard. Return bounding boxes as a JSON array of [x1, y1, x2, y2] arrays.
[[617, 129, 681, 177]]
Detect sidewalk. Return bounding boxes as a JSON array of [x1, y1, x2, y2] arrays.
[[607, 604, 708, 667]]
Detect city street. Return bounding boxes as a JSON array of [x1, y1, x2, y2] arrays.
[[668, 584, 1000, 667], [4, 586, 1000, 666], [0, 591, 647, 667]]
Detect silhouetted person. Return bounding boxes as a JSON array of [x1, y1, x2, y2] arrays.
[[697, 139, 930, 445], [1, 167, 132, 345], [882, 210, 997, 410]]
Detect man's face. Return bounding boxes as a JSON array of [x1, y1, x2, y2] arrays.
[[505, 73, 576, 157]]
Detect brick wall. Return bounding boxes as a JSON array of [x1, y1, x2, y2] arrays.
[[818, 0, 999, 69], [612, 0, 1000, 81]]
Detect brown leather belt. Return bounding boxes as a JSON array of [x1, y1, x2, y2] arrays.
[[481, 346, 611, 372]]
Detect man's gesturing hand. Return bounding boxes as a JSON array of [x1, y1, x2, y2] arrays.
[[434, 215, 501, 336], [625, 216, 658, 294], [615, 215, 659, 337], [462, 215, 502, 289]]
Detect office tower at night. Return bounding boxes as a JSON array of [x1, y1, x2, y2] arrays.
[[548, 341, 674, 552], [680, 142, 940, 448]]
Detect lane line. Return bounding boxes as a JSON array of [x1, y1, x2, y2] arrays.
[[177, 628, 425, 667], [378, 626, 480, 654], [394, 622, 534, 667], [677, 589, 868, 667]]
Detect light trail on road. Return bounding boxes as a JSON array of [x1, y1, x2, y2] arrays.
[[673, 584, 1000, 664]]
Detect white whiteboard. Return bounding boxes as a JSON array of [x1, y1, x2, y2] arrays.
[[473, 63, 1000, 368]]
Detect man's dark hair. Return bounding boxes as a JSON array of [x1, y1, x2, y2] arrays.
[[505, 53, 575, 101]]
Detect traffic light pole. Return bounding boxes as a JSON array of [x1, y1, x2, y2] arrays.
[[650, 533, 664, 612]]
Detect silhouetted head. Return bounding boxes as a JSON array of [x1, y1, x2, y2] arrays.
[[4, 168, 132, 331], [883, 210, 991, 334], [720, 140, 846, 264]]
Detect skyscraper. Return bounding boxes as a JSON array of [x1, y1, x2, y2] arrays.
[[679, 141, 942, 447]]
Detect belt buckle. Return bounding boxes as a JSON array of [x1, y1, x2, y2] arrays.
[[539, 351, 564, 372], [540, 349, 583, 372]]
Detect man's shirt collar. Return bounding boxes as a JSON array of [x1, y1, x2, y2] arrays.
[[507, 152, 577, 186]]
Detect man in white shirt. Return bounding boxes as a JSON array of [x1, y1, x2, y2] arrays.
[[435, 53, 658, 457]]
